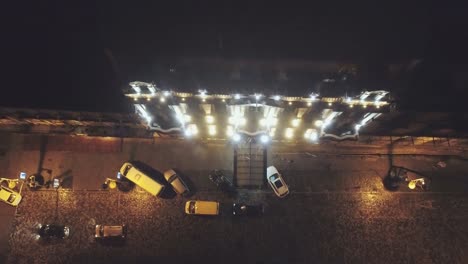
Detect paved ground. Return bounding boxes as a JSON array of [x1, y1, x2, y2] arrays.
[[1, 133, 468, 263]]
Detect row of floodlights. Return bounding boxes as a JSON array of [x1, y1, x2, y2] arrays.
[[181, 114, 339, 129], [182, 123, 320, 143], [133, 94, 385, 108]]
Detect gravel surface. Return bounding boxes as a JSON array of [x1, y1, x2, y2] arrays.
[[6, 186, 468, 263]]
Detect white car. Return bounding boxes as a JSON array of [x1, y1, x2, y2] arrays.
[[0, 186, 22, 206], [266, 166, 289, 198], [164, 169, 190, 195]]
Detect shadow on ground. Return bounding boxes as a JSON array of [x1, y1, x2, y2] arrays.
[[172, 168, 196, 197]]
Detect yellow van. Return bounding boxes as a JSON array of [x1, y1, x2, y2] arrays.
[[119, 162, 165, 196], [185, 200, 220, 215]]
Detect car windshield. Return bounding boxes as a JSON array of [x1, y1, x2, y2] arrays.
[[168, 174, 177, 182], [123, 165, 132, 176], [7, 194, 16, 203], [274, 180, 283, 189], [189, 201, 196, 214]]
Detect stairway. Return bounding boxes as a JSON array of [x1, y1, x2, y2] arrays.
[[234, 140, 266, 188]]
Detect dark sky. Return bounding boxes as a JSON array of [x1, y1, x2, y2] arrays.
[[3, 2, 468, 112]]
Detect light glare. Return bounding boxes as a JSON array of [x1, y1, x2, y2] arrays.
[[208, 125, 217, 136], [291, 119, 301, 127], [205, 115, 215, 124], [285, 128, 294, 139], [232, 133, 241, 142]]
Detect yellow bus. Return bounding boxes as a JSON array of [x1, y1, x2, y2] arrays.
[[119, 162, 165, 196]]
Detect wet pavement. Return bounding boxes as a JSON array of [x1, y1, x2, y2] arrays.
[[1, 134, 468, 263]]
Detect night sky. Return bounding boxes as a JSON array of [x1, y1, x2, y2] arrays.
[[3, 2, 468, 112]]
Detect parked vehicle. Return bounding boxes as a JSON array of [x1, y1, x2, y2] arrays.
[[266, 166, 289, 198], [232, 203, 264, 216], [0, 186, 22, 206], [185, 200, 219, 215], [38, 224, 70, 240], [95, 224, 127, 239], [119, 162, 165, 196], [163, 169, 189, 195], [209, 170, 235, 194]]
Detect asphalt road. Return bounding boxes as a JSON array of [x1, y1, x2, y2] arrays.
[[1, 134, 468, 263]]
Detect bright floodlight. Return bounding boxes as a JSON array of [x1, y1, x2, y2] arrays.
[[310, 94, 316, 101], [160, 97, 166, 103], [328, 102, 332, 106], [163, 91, 170, 97], [232, 133, 241, 142], [291, 118, 301, 127], [310, 130, 318, 141], [285, 128, 294, 139], [260, 134, 269, 143], [208, 125, 217, 136], [187, 124, 198, 135], [314, 120, 323, 127], [307, 102, 312, 106], [234, 94, 241, 100], [274, 95, 280, 101], [355, 124, 361, 131], [255, 94, 261, 100], [199, 90, 207, 96], [346, 97, 352, 103], [205, 115, 215, 124]]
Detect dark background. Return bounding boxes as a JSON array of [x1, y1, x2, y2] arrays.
[[3, 1, 468, 113]]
